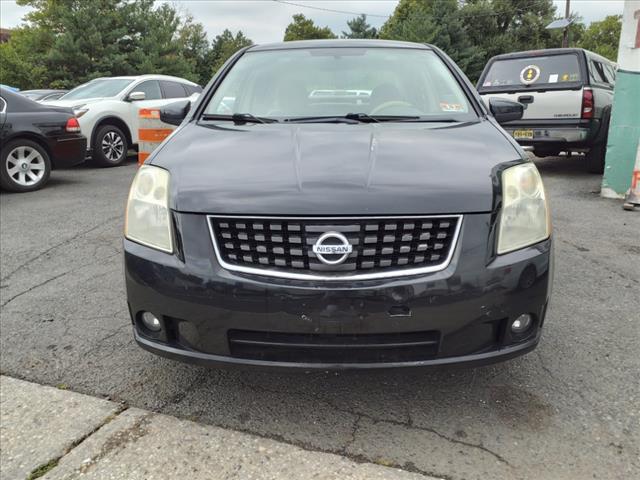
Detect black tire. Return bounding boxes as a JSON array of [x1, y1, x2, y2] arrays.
[[586, 111, 611, 174], [533, 148, 560, 158], [0, 139, 51, 193], [586, 142, 606, 174], [91, 124, 128, 167]]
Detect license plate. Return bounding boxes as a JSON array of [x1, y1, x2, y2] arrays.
[[512, 129, 534, 140]]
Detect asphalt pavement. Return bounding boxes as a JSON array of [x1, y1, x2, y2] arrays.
[[1, 155, 638, 480]]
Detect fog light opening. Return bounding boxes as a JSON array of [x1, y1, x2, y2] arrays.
[[141, 311, 162, 332], [511, 314, 533, 334]]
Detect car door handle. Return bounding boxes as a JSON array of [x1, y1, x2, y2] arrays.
[[518, 95, 534, 104]]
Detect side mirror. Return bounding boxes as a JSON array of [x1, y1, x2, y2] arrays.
[[489, 98, 524, 124], [127, 91, 146, 102], [160, 100, 191, 126]]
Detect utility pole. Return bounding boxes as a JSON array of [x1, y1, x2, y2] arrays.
[[562, 0, 571, 47]]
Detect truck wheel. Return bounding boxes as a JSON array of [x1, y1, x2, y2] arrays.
[[0, 139, 51, 193], [533, 148, 560, 158], [586, 112, 610, 175], [91, 125, 128, 167], [586, 143, 606, 174]]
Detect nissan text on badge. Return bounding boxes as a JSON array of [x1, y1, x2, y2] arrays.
[[124, 40, 553, 369]]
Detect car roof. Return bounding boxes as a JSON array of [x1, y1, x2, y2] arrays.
[[21, 89, 66, 94], [87, 74, 198, 85], [0, 86, 55, 111], [488, 47, 615, 65], [249, 39, 435, 52]]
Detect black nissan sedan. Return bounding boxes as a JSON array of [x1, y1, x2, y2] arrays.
[[1, 87, 86, 192], [124, 40, 553, 369]]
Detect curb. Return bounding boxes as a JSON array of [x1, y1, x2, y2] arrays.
[[0, 376, 441, 480]]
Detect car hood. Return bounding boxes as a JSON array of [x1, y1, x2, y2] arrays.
[[153, 120, 521, 215]]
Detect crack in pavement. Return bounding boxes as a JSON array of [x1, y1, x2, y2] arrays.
[[191, 412, 458, 480], [82, 322, 131, 358], [0, 271, 70, 308], [535, 350, 595, 410], [558, 238, 640, 285], [0, 252, 122, 309], [404, 410, 512, 467], [0, 215, 121, 283], [232, 376, 512, 474], [25, 402, 129, 480], [340, 413, 363, 457], [77, 412, 153, 476]]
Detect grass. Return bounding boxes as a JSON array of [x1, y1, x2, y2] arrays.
[[27, 458, 59, 479]]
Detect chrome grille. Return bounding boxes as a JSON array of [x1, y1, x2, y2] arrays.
[[208, 215, 462, 280]]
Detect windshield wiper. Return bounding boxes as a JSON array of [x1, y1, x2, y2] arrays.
[[280, 114, 464, 124], [283, 116, 359, 124], [392, 117, 461, 123], [201, 113, 279, 124], [284, 114, 425, 124], [345, 113, 380, 123]]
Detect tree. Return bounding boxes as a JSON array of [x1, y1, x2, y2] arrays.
[[178, 16, 211, 85], [207, 29, 253, 79], [0, 26, 49, 88], [2, 0, 209, 89], [283, 14, 336, 41], [578, 15, 622, 61], [380, 0, 485, 80], [342, 14, 378, 39], [459, 0, 558, 79], [125, 2, 200, 82], [378, 0, 561, 81]]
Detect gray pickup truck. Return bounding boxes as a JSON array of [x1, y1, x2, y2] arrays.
[[477, 48, 616, 173]]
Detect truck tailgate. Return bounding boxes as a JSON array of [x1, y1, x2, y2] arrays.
[[481, 89, 583, 120]]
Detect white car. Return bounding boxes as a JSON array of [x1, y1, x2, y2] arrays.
[[44, 75, 202, 166]]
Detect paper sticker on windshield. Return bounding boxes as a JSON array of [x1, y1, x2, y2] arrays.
[[440, 102, 464, 112], [520, 65, 541, 84], [548, 74, 558, 83]]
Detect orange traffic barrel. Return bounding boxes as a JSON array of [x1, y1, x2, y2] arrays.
[[138, 108, 176, 166]]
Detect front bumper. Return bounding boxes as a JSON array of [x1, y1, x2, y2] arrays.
[[125, 213, 553, 370]]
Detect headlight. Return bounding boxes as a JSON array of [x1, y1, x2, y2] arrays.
[[497, 162, 551, 254], [125, 165, 173, 253], [72, 105, 88, 117]]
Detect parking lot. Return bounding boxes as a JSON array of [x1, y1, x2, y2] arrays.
[[0, 155, 638, 480]]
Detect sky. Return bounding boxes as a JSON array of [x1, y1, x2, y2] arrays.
[[0, 0, 626, 44]]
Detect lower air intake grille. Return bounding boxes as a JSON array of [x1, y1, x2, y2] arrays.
[[228, 330, 441, 364]]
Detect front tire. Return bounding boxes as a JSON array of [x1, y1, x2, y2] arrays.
[[91, 125, 128, 167], [0, 139, 51, 193]]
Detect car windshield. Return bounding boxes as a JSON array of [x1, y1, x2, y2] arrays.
[[61, 78, 133, 100], [480, 54, 582, 90], [203, 47, 475, 121]]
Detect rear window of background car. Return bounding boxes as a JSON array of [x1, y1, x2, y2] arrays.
[[161, 81, 189, 99], [481, 54, 582, 89], [184, 84, 202, 95]]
